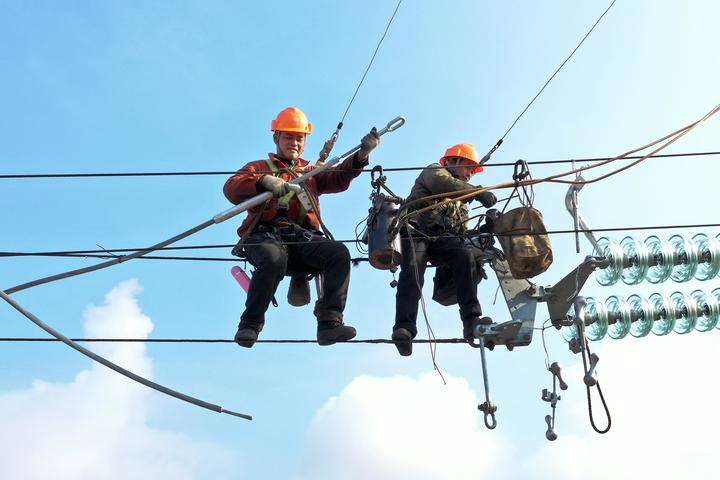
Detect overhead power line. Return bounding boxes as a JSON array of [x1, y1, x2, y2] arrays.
[[0, 337, 469, 344], [476, 0, 618, 165], [339, 0, 403, 125], [1, 151, 718, 180], [2, 222, 719, 262], [498, 0, 618, 143], [8, 150, 720, 178]]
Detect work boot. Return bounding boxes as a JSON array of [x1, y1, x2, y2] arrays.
[[463, 316, 492, 342], [317, 321, 357, 346], [392, 327, 414, 357], [234, 321, 262, 348]]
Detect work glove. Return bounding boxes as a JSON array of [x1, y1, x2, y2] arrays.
[[474, 190, 497, 208], [258, 175, 289, 197], [357, 127, 380, 161]]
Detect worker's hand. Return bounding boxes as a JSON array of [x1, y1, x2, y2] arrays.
[[474, 190, 497, 208], [258, 175, 289, 197], [357, 127, 380, 161]]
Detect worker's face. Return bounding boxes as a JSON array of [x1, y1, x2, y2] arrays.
[[274, 131, 306, 161], [446, 157, 477, 182]]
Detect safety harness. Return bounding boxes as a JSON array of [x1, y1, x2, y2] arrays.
[[264, 157, 312, 226]]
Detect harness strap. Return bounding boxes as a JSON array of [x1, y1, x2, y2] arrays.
[[264, 157, 309, 225]]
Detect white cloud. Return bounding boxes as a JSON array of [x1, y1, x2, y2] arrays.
[[298, 372, 509, 480], [300, 333, 720, 480], [521, 333, 720, 480], [0, 279, 239, 480]]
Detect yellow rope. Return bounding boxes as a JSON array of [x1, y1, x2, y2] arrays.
[[401, 103, 720, 224]]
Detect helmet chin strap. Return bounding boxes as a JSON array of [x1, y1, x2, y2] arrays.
[[445, 158, 462, 179]]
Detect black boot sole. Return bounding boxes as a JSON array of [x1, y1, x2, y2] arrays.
[[317, 326, 357, 346], [392, 328, 413, 357], [234, 328, 258, 348]]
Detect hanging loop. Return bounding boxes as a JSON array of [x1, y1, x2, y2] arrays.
[[370, 165, 386, 192], [479, 402, 497, 429]]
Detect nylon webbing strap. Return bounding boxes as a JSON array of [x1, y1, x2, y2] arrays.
[[264, 157, 309, 225]]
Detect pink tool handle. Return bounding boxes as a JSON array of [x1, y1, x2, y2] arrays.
[[231, 266, 251, 293]]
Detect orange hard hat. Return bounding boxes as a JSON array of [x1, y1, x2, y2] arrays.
[[440, 143, 483, 173], [271, 107, 313, 134]]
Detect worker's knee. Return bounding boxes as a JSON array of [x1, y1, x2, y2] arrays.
[[248, 243, 288, 275], [328, 242, 350, 263]]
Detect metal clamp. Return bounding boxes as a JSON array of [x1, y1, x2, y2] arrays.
[[469, 319, 522, 350]]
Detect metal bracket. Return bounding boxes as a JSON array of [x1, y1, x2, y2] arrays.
[[470, 319, 523, 350], [489, 256, 537, 348], [544, 256, 605, 328]]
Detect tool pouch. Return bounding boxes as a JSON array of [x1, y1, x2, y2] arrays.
[[492, 206, 553, 279]]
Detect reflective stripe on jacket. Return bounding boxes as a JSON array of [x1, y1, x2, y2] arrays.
[[223, 152, 366, 236]]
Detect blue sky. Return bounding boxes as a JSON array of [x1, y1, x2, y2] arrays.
[[1, 1, 719, 478]]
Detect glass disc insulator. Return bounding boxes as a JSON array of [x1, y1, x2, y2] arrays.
[[717, 234, 720, 278], [585, 296, 608, 341], [713, 288, 720, 330], [693, 233, 720, 281], [620, 236, 650, 285], [594, 237, 623, 286], [645, 236, 674, 284], [628, 294, 654, 338], [606, 295, 631, 340], [691, 290, 719, 332], [669, 234, 699, 283], [562, 323, 578, 342], [650, 292, 676, 336], [670, 291, 697, 334]]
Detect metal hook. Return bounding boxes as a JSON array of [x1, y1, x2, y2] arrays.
[[370, 165, 386, 192]]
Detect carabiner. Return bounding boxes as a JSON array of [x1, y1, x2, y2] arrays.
[[370, 165, 386, 192]]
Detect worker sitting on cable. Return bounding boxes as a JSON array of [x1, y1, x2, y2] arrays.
[[392, 143, 497, 356], [223, 107, 379, 348]]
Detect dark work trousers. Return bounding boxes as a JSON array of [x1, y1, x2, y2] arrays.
[[394, 235, 481, 336], [239, 231, 351, 329]]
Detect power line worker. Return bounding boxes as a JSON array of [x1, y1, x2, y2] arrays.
[[392, 143, 497, 356], [224, 107, 380, 348]]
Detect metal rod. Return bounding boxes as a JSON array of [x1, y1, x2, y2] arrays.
[[5, 115, 405, 294], [477, 336, 497, 429], [5, 220, 215, 294]]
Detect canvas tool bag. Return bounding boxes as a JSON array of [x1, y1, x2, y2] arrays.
[[492, 206, 553, 279]]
